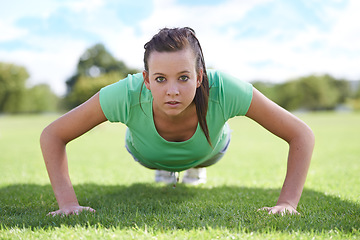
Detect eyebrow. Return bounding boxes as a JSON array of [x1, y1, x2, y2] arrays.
[[152, 70, 191, 76]]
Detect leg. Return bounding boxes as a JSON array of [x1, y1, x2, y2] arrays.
[[155, 170, 179, 184]]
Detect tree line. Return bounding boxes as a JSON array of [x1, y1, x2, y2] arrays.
[[1, 43, 360, 114], [253, 75, 360, 112], [0, 63, 58, 114]]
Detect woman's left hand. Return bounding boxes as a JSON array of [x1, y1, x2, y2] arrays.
[[259, 204, 299, 215]]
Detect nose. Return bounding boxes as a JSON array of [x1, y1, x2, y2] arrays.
[[166, 82, 180, 96]]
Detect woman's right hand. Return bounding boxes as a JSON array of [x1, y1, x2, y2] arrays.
[[47, 205, 96, 216], [40, 92, 107, 216]]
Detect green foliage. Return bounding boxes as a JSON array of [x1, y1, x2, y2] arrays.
[[0, 62, 29, 113], [64, 72, 124, 109], [0, 62, 59, 114], [333, 78, 351, 103], [254, 74, 351, 111], [77, 44, 130, 76], [355, 84, 360, 98], [297, 75, 343, 110], [0, 113, 359, 239], [64, 43, 138, 109], [252, 81, 278, 100], [21, 84, 59, 113], [349, 83, 360, 111]]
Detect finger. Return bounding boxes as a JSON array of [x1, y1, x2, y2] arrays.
[[258, 207, 271, 212], [271, 207, 287, 215], [265, 207, 277, 214], [288, 209, 300, 215], [47, 211, 56, 217], [47, 210, 62, 217], [83, 207, 96, 213], [271, 207, 299, 215], [72, 207, 96, 215], [47, 207, 96, 217], [279, 207, 299, 215]]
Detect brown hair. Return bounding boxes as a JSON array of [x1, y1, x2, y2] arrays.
[[143, 27, 212, 146]]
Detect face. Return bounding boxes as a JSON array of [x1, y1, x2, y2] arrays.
[[143, 47, 203, 119]]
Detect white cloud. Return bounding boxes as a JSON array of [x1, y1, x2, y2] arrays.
[[0, 0, 59, 20], [0, 36, 89, 95], [137, 0, 275, 81], [1, 0, 360, 96], [140, 0, 271, 34], [328, 0, 360, 50], [187, 0, 360, 82], [0, 20, 28, 41], [63, 0, 105, 13]]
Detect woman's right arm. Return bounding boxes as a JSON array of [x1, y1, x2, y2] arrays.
[[40, 92, 107, 216]]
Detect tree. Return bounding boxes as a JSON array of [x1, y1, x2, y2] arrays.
[[254, 74, 350, 111], [272, 80, 303, 111], [276, 75, 344, 111], [65, 72, 124, 108], [21, 84, 59, 113], [64, 43, 138, 108], [0, 62, 29, 113], [333, 78, 351, 103], [349, 82, 360, 111], [252, 81, 277, 100], [298, 75, 341, 110]]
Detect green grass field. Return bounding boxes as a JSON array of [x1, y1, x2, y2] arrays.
[[0, 113, 359, 239]]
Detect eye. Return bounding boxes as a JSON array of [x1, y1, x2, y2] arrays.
[[155, 76, 166, 83], [179, 75, 189, 81]]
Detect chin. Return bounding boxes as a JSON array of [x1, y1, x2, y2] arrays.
[[165, 111, 182, 117], [163, 108, 186, 117]]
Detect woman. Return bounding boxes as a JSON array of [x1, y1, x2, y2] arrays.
[[40, 27, 314, 216]]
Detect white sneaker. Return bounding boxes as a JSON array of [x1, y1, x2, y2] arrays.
[[182, 168, 207, 185], [155, 170, 179, 184]]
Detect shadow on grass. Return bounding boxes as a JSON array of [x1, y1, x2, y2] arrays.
[[0, 183, 359, 233]]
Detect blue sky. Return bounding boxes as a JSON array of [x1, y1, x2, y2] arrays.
[[1, 0, 359, 95]]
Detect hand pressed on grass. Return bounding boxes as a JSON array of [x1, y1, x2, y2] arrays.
[[47, 205, 96, 216], [259, 204, 299, 215]]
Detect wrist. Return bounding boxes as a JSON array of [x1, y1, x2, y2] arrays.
[[55, 191, 79, 209], [59, 201, 80, 210], [276, 201, 297, 210]]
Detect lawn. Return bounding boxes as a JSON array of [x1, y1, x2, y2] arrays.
[[0, 112, 359, 239]]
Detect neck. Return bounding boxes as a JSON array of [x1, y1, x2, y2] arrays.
[[153, 102, 197, 123], [152, 102, 199, 142]]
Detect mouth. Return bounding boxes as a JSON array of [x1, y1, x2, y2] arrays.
[[166, 101, 180, 106]]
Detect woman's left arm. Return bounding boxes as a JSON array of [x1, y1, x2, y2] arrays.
[[245, 88, 315, 214]]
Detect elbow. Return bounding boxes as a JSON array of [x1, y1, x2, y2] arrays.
[[293, 123, 315, 151], [287, 121, 315, 150], [304, 124, 315, 148], [40, 124, 66, 149], [40, 125, 52, 149]]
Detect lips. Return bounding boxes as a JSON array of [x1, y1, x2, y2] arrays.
[[166, 101, 180, 106]]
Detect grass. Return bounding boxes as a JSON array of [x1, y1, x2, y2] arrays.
[[0, 112, 359, 239]]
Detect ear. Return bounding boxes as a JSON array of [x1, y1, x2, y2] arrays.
[[143, 70, 151, 90], [196, 68, 204, 88]]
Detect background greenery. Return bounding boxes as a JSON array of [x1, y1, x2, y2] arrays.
[[1, 36, 359, 239], [0, 113, 359, 239], [1, 42, 360, 114]]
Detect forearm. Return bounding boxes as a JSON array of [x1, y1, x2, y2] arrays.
[[277, 131, 315, 208], [40, 129, 79, 209]]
